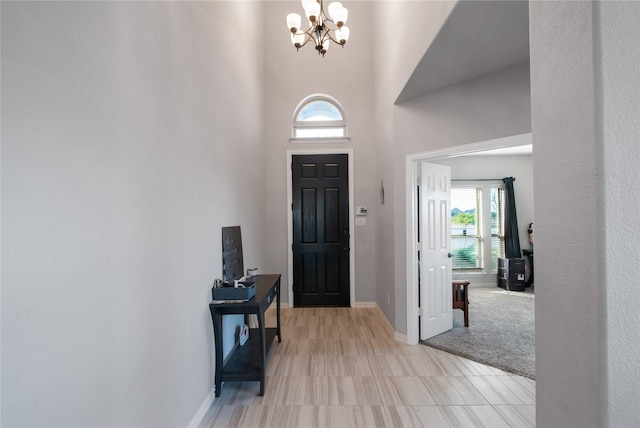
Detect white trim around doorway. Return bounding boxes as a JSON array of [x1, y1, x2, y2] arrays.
[[286, 148, 356, 308], [405, 133, 532, 345]]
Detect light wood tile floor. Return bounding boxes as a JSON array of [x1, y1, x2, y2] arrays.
[[199, 307, 535, 428]]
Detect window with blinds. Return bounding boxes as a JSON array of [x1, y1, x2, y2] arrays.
[[491, 187, 506, 272], [451, 188, 482, 269], [451, 182, 505, 272]]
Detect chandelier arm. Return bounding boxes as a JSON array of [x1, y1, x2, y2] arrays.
[[321, 30, 341, 46], [292, 26, 319, 50], [295, 35, 314, 49], [319, 17, 338, 32]]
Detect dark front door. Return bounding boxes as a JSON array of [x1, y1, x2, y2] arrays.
[[292, 154, 350, 307]]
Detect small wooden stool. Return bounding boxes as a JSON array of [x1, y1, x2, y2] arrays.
[[452, 280, 470, 327]]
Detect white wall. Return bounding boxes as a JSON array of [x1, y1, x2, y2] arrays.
[[261, 1, 377, 304], [600, 3, 640, 426], [372, 1, 457, 324], [375, 1, 456, 104], [531, 1, 640, 427], [1, 2, 265, 426], [530, 2, 604, 426]]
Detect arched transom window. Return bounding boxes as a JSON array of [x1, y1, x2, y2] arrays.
[[291, 94, 349, 142]]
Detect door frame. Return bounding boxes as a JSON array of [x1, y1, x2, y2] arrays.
[[406, 133, 531, 345], [287, 148, 355, 308]]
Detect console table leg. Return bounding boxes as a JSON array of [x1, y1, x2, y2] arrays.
[[210, 309, 223, 397], [276, 279, 281, 342], [257, 310, 266, 396]]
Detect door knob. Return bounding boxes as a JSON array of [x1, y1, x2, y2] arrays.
[[448, 253, 453, 258]]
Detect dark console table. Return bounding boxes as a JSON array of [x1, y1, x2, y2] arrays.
[[209, 274, 281, 397]]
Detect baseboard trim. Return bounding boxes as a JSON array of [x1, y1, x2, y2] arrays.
[[186, 387, 216, 428], [358, 303, 405, 342], [394, 332, 408, 344], [369, 304, 397, 338], [354, 301, 377, 308]]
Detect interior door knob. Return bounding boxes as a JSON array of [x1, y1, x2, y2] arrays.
[[448, 253, 453, 258]]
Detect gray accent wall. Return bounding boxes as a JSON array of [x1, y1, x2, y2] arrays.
[[2, 2, 265, 426]]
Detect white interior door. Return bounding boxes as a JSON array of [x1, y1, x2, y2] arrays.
[[419, 162, 453, 340]]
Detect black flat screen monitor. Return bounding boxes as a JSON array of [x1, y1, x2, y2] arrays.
[[221, 226, 244, 282]]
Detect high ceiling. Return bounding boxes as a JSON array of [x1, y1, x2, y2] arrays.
[[396, 1, 530, 103]]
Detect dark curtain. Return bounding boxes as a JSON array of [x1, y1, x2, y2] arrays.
[[503, 177, 521, 258]]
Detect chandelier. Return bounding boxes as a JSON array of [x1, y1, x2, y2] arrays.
[[286, 0, 350, 57]]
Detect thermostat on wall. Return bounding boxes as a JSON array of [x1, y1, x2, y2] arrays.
[[356, 206, 367, 216]]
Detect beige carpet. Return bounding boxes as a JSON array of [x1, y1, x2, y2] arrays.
[[423, 287, 535, 379]]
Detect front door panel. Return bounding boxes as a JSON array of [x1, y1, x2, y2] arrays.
[[292, 154, 350, 307]]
